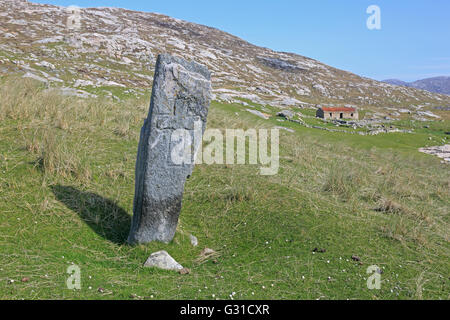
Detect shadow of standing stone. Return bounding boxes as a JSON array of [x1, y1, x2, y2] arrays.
[[51, 185, 131, 245], [128, 53, 212, 245]]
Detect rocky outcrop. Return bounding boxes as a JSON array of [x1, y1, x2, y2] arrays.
[[419, 145, 450, 163]]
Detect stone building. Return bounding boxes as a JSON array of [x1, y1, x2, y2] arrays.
[[316, 106, 358, 120]]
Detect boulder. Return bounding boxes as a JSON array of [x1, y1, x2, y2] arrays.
[[144, 251, 184, 271], [277, 109, 294, 119]]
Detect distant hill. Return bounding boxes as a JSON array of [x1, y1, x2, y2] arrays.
[[383, 77, 450, 95], [383, 79, 409, 87]]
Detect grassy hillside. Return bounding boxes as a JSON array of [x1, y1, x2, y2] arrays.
[[0, 78, 448, 300]]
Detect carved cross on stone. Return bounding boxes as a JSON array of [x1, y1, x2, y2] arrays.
[[127, 54, 212, 244]]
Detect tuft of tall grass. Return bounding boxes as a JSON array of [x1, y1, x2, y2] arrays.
[[322, 163, 362, 201], [0, 77, 150, 182], [35, 130, 91, 181], [0, 76, 146, 131], [375, 197, 405, 214], [222, 185, 255, 203]]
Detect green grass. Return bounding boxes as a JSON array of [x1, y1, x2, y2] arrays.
[[0, 78, 449, 300]]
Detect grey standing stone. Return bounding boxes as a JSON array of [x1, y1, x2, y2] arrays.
[[144, 250, 183, 271], [128, 53, 212, 244]]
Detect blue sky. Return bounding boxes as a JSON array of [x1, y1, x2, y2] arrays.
[[39, 0, 450, 82]]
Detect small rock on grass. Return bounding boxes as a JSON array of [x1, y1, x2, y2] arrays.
[[179, 268, 191, 275], [197, 248, 218, 262], [190, 234, 198, 247], [144, 250, 183, 271], [200, 248, 216, 257]]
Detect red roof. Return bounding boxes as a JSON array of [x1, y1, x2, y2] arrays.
[[321, 107, 356, 112]]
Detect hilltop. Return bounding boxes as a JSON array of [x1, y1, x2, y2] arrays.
[[0, 0, 449, 122]]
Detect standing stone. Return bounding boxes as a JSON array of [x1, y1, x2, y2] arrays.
[[128, 54, 212, 244]]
